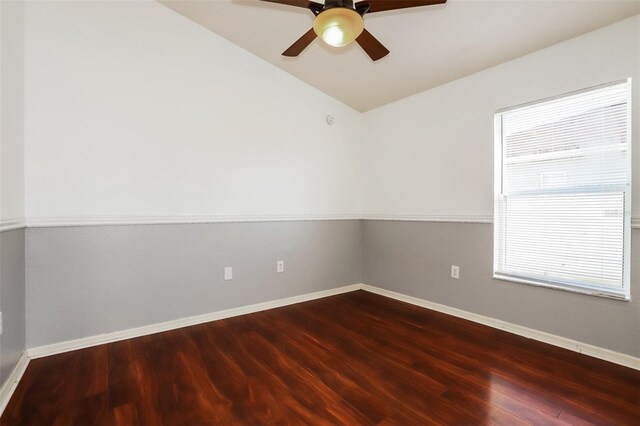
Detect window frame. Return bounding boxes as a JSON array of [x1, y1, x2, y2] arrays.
[[493, 79, 632, 301]]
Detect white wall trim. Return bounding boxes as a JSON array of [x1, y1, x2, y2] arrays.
[[0, 218, 27, 232], [27, 284, 365, 359], [26, 215, 362, 228], [0, 351, 30, 416], [362, 214, 494, 224], [19, 215, 640, 228], [362, 284, 640, 371], [362, 215, 640, 227]]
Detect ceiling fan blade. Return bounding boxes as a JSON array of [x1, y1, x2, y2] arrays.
[[356, 29, 389, 61], [282, 28, 317, 57], [258, 0, 324, 10], [357, 0, 446, 13]]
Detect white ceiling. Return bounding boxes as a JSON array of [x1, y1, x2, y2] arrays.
[[160, 0, 640, 112]]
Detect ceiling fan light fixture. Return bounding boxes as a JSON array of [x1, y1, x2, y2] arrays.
[[313, 8, 364, 48]]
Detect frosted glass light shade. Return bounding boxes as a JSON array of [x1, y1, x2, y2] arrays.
[[313, 8, 364, 48]]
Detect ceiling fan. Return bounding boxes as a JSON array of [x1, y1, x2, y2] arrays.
[[258, 0, 446, 61]]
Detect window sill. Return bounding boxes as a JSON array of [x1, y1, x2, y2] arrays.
[[493, 274, 630, 301]]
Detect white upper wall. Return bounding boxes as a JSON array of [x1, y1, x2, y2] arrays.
[[1, 0, 25, 224], [362, 15, 640, 220], [24, 0, 362, 220], [23, 4, 640, 222]]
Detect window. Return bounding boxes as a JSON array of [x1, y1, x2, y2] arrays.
[[494, 80, 631, 300]]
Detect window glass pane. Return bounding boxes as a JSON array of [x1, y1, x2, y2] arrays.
[[495, 192, 625, 288], [502, 84, 628, 193], [494, 80, 630, 295]]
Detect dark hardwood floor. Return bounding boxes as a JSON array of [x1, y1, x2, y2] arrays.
[[2, 290, 639, 425]]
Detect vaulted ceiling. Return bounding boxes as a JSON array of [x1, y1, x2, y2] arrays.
[[160, 0, 640, 112]]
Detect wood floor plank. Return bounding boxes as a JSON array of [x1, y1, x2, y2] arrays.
[[49, 392, 110, 426], [110, 402, 142, 426], [107, 340, 141, 409], [335, 293, 638, 424], [2, 290, 639, 426]]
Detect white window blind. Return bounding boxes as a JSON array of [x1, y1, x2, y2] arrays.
[[494, 80, 631, 299]]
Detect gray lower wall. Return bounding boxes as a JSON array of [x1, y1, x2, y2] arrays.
[[24, 219, 640, 358], [362, 220, 640, 357], [0, 228, 26, 388], [26, 220, 363, 348]]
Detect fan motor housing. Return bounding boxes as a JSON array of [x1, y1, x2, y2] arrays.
[[324, 0, 357, 10]]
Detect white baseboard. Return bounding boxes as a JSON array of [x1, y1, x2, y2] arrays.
[[28, 283, 639, 370], [27, 284, 364, 359], [362, 284, 640, 371], [0, 351, 30, 416], [7, 282, 638, 417]]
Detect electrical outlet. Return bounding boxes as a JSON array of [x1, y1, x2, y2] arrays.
[[451, 265, 460, 279], [224, 267, 233, 281], [277, 260, 285, 273]]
